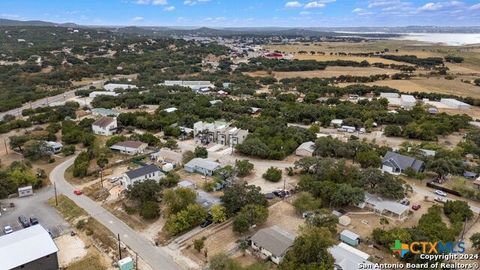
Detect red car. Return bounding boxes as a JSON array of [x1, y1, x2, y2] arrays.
[[411, 204, 421, 211], [73, 189, 83, 195]]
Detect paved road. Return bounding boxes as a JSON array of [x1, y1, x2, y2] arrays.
[[50, 157, 181, 270]]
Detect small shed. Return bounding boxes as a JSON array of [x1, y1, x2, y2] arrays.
[[340, 230, 360, 246], [18, 186, 33, 198], [118, 257, 134, 270]]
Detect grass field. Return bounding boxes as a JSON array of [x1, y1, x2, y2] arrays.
[[65, 254, 107, 270]]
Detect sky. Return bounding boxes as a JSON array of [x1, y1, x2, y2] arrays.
[[0, 0, 480, 27]]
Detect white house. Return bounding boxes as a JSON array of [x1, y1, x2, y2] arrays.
[[250, 226, 295, 264], [329, 243, 374, 270], [295, 141, 315, 157], [184, 158, 221, 176], [121, 164, 165, 187], [110, 141, 148, 155], [103, 83, 137, 92], [330, 119, 343, 127], [92, 117, 117, 136], [89, 91, 119, 98], [440, 98, 471, 110], [162, 80, 214, 91], [401, 94, 417, 108]]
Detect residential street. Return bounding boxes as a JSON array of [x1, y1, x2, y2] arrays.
[[49, 157, 181, 270]]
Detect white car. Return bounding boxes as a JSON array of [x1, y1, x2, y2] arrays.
[[435, 190, 447, 197], [3, 225, 13, 234], [434, 196, 448, 203]]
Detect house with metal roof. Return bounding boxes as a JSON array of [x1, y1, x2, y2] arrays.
[[110, 141, 148, 155], [184, 158, 221, 176], [121, 164, 165, 187], [250, 226, 296, 264], [329, 242, 374, 270], [0, 225, 59, 270], [340, 230, 360, 247], [103, 83, 137, 92], [359, 193, 410, 220], [381, 151, 425, 174], [91, 108, 120, 117], [92, 116, 117, 136], [295, 141, 315, 157]]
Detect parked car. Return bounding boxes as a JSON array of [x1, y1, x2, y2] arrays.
[[264, 193, 275, 200], [434, 197, 448, 203], [400, 199, 410, 206], [18, 215, 30, 228], [273, 190, 290, 198], [412, 204, 421, 211], [110, 177, 121, 183], [74, 189, 83, 195], [434, 190, 447, 197], [200, 216, 213, 228], [3, 225, 13, 234], [30, 216, 39, 225]]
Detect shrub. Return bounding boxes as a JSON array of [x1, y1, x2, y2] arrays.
[[262, 167, 282, 182]]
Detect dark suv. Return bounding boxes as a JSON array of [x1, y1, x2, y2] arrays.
[[30, 216, 39, 225], [18, 215, 30, 228]]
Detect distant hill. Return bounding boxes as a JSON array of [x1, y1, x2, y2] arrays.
[[0, 18, 78, 28]]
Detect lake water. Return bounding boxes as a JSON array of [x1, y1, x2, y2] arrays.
[[396, 33, 480, 46]]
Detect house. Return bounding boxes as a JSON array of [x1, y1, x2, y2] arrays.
[[295, 141, 315, 157], [381, 151, 425, 174], [110, 141, 148, 155], [330, 119, 343, 127], [121, 164, 165, 187], [420, 149, 436, 157], [340, 230, 360, 247], [150, 148, 183, 165], [463, 171, 478, 179], [18, 186, 33, 198], [161, 80, 215, 91], [103, 83, 137, 92], [44, 141, 63, 154], [91, 108, 120, 117], [184, 158, 221, 176], [0, 225, 59, 270], [163, 107, 178, 113], [380, 92, 399, 98], [92, 117, 117, 136], [194, 121, 249, 146], [441, 98, 471, 110], [329, 243, 374, 270], [359, 193, 410, 220], [250, 226, 295, 264], [196, 190, 221, 209]]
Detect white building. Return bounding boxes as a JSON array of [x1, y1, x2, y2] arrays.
[[103, 83, 137, 92], [89, 91, 119, 98], [295, 141, 315, 157], [92, 117, 117, 136], [163, 107, 178, 113], [329, 243, 374, 270], [110, 141, 148, 155], [440, 98, 471, 110], [194, 121, 249, 146], [330, 119, 343, 127], [121, 164, 165, 187], [250, 226, 295, 265], [162, 80, 215, 91], [380, 92, 400, 98], [401, 94, 417, 108], [184, 158, 221, 176]]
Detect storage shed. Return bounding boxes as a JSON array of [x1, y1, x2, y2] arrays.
[[340, 230, 360, 246]]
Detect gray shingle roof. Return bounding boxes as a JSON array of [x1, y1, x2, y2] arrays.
[[382, 151, 424, 172], [297, 141, 315, 152], [125, 164, 162, 179], [251, 226, 295, 258]]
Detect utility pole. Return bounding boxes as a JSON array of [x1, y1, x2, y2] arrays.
[[117, 234, 122, 260], [54, 182, 58, 207], [135, 252, 138, 270], [3, 138, 8, 155]]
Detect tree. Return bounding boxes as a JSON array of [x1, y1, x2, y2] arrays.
[[140, 201, 160, 220], [73, 151, 90, 177], [210, 204, 227, 223], [126, 179, 162, 204], [23, 140, 50, 161], [182, 150, 195, 164], [292, 192, 321, 214], [221, 183, 267, 216], [161, 172, 180, 188], [330, 184, 365, 207], [470, 233, 480, 250], [356, 150, 381, 168], [194, 146, 208, 158], [384, 125, 402, 137], [209, 253, 242, 270], [233, 204, 269, 234], [379, 217, 390, 229], [9, 135, 29, 152], [163, 188, 197, 214], [443, 200, 473, 224], [280, 226, 335, 270], [96, 155, 109, 169], [164, 204, 208, 236], [193, 237, 205, 252], [307, 209, 339, 234], [235, 160, 254, 177], [262, 167, 282, 182]]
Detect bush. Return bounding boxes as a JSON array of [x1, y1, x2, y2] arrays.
[[384, 125, 402, 137], [193, 237, 206, 252], [140, 201, 160, 220], [262, 167, 282, 182], [62, 145, 76, 156], [235, 159, 254, 177]]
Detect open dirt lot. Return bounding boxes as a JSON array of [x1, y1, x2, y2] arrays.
[[245, 66, 398, 80], [55, 234, 89, 267]]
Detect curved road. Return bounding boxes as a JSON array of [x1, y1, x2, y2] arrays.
[[50, 157, 181, 270]]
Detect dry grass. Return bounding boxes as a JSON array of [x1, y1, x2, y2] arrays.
[[48, 195, 88, 222], [65, 253, 107, 270]]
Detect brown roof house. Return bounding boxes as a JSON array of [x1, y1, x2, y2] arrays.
[[92, 116, 117, 136], [110, 141, 147, 155]]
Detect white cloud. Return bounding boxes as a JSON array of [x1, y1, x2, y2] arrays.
[[132, 16, 144, 21], [153, 0, 168, 5], [164, 5, 175, 11], [305, 2, 326, 8], [470, 2, 480, 10], [134, 0, 167, 5], [184, 0, 211, 6], [352, 8, 364, 13], [285, 1, 302, 8], [418, 1, 464, 12]]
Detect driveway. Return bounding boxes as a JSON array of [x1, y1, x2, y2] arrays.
[[0, 186, 70, 237], [50, 157, 181, 270]]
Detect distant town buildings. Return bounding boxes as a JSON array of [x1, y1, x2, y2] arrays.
[[161, 80, 215, 92], [89, 91, 119, 98]]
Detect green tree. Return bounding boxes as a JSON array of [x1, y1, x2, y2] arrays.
[[164, 204, 208, 236], [470, 233, 480, 250], [262, 167, 282, 182], [384, 125, 402, 137], [23, 140, 50, 161], [9, 135, 29, 152], [235, 159, 254, 177], [163, 187, 197, 214], [443, 200, 473, 224], [356, 150, 381, 168], [221, 183, 267, 216], [193, 237, 205, 252], [233, 204, 269, 234], [182, 150, 195, 164], [126, 179, 162, 204], [330, 184, 365, 207], [140, 201, 160, 220], [194, 146, 208, 158], [292, 192, 321, 214], [210, 204, 227, 223], [307, 209, 339, 234], [209, 253, 242, 270], [73, 151, 90, 177], [280, 226, 335, 270]]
